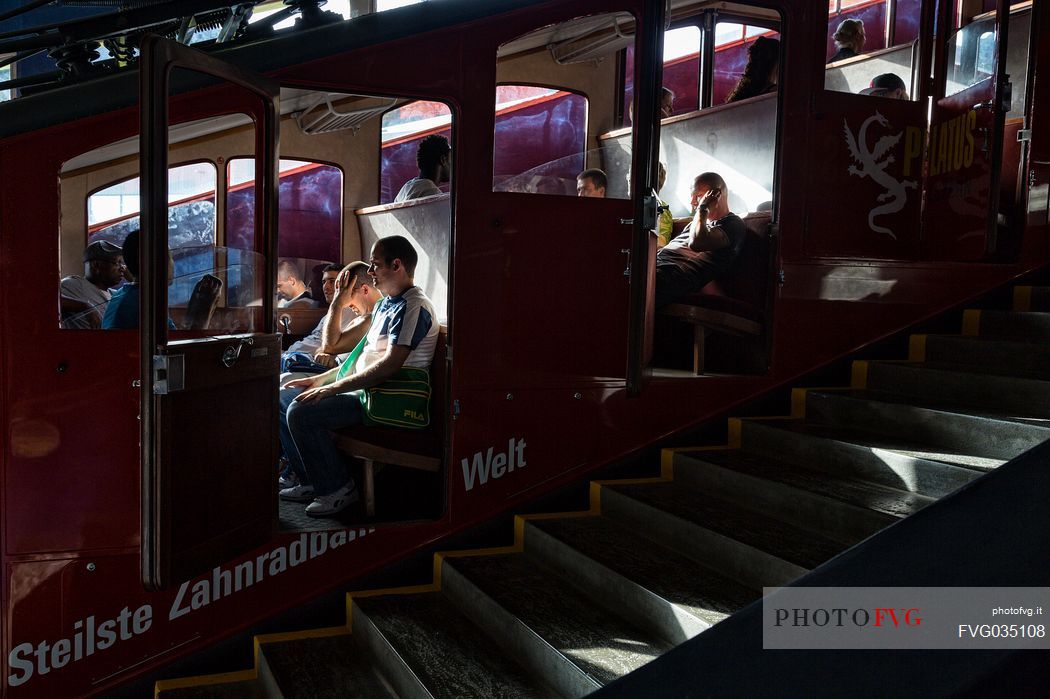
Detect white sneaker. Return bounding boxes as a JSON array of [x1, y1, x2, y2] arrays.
[[305, 483, 358, 517], [279, 483, 315, 502], [278, 472, 299, 489]]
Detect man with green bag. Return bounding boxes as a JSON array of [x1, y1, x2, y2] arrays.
[[278, 236, 440, 517]]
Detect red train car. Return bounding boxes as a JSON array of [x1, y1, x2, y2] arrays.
[[0, 0, 1047, 695]]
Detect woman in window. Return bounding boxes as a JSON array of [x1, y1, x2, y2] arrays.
[[726, 37, 780, 103], [829, 18, 865, 63]]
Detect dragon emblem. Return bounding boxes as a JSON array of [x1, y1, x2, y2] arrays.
[[843, 111, 918, 239]]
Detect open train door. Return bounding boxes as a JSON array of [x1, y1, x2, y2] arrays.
[[923, 0, 1012, 260], [626, 0, 665, 396], [139, 35, 281, 590]]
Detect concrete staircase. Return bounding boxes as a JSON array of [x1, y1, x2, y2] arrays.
[[156, 286, 1050, 698]]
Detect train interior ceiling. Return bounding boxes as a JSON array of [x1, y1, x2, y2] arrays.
[[58, 1, 1031, 369]]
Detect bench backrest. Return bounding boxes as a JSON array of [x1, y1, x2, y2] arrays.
[[701, 211, 775, 317]]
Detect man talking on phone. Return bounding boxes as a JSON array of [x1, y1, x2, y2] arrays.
[[654, 172, 748, 308]]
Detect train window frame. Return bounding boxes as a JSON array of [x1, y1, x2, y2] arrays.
[[84, 159, 219, 244], [379, 98, 453, 205], [491, 82, 590, 197], [224, 155, 345, 261]]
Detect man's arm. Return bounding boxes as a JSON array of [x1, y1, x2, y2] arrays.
[[295, 344, 411, 403], [687, 213, 730, 252], [319, 312, 371, 356]]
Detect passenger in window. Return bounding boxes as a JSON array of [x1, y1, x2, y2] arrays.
[[829, 18, 865, 63], [277, 259, 320, 309], [726, 37, 780, 103], [577, 169, 607, 198], [60, 240, 124, 329], [860, 73, 909, 100], [278, 235, 440, 517], [101, 229, 221, 330], [654, 172, 747, 309], [394, 134, 451, 203], [278, 260, 381, 492], [660, 87, 676, 119]]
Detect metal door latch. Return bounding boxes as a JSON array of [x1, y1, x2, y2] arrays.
[[153, 354, 185, 394]]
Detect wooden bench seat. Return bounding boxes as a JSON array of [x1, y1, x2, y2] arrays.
[[659, 211, 776, 374], [332, 328, 447, 516]]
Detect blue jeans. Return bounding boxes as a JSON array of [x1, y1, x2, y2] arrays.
[[278, 386, 364, 496]]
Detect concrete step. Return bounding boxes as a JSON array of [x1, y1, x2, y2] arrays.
[[522, 514, 759, 644], [967, 309, 1050, 339], [258, 634, 395, 699], [353, 591, 551, 699], [440, 552, 670, 697], [1015, 286, 1050, 312], [671, 449, 929, 542], [157, 681, 265, 698], [597, 481, 849, 589], [920, 334, 1050, 379], [804, 389, 1050, 461], [737, 418, 993, 499], [863, 360, 1050, 417]]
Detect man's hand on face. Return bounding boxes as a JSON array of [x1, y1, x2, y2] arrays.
[[333, 269, 357, 307]]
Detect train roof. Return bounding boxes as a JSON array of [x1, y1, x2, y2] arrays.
[[0, 0, 782, 142]]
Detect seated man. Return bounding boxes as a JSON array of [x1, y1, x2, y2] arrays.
[[278, 235, 440, 517], [276, 259, 320, 309], [654, 172, 747, 309], [577, 168, 607, 198], [278, 260, 381, 490], [394, 134, 451, 203], [61, 240, 124, 328], [102, 229, 220, 329]]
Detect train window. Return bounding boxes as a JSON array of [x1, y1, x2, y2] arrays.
[[380, 100, 452, 204], [495, 11, 634, 199], [623, 25, 701, 121], [226, 157, 343, 306], [945, 16, 996, 97], [824, 0, 919, 99], [376, 0, 424, 10], [491, 85, 587, 195], [714, 22, 781, 105], [57, 161, 220, 329], [0, 63, 10, 102]]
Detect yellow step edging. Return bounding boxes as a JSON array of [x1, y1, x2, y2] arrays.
[[1013, 286, 1032, 312], [908, 334, 927, 362], [962, 309, 981, 336]]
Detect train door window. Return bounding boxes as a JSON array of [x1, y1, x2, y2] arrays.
[[380, 100, 451, 204], [226, 157, 343, 306], [60, 161, 220, 329], [491, 85, 587, 195], [945, 16, 996, 96]]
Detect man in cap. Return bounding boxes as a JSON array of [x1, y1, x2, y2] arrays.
[[60, 240, 125, 328], [860, 73, 908, 100]]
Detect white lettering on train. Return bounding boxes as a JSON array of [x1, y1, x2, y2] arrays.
[[7, 528, 372, 688], [461, 438, 527, 491]]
